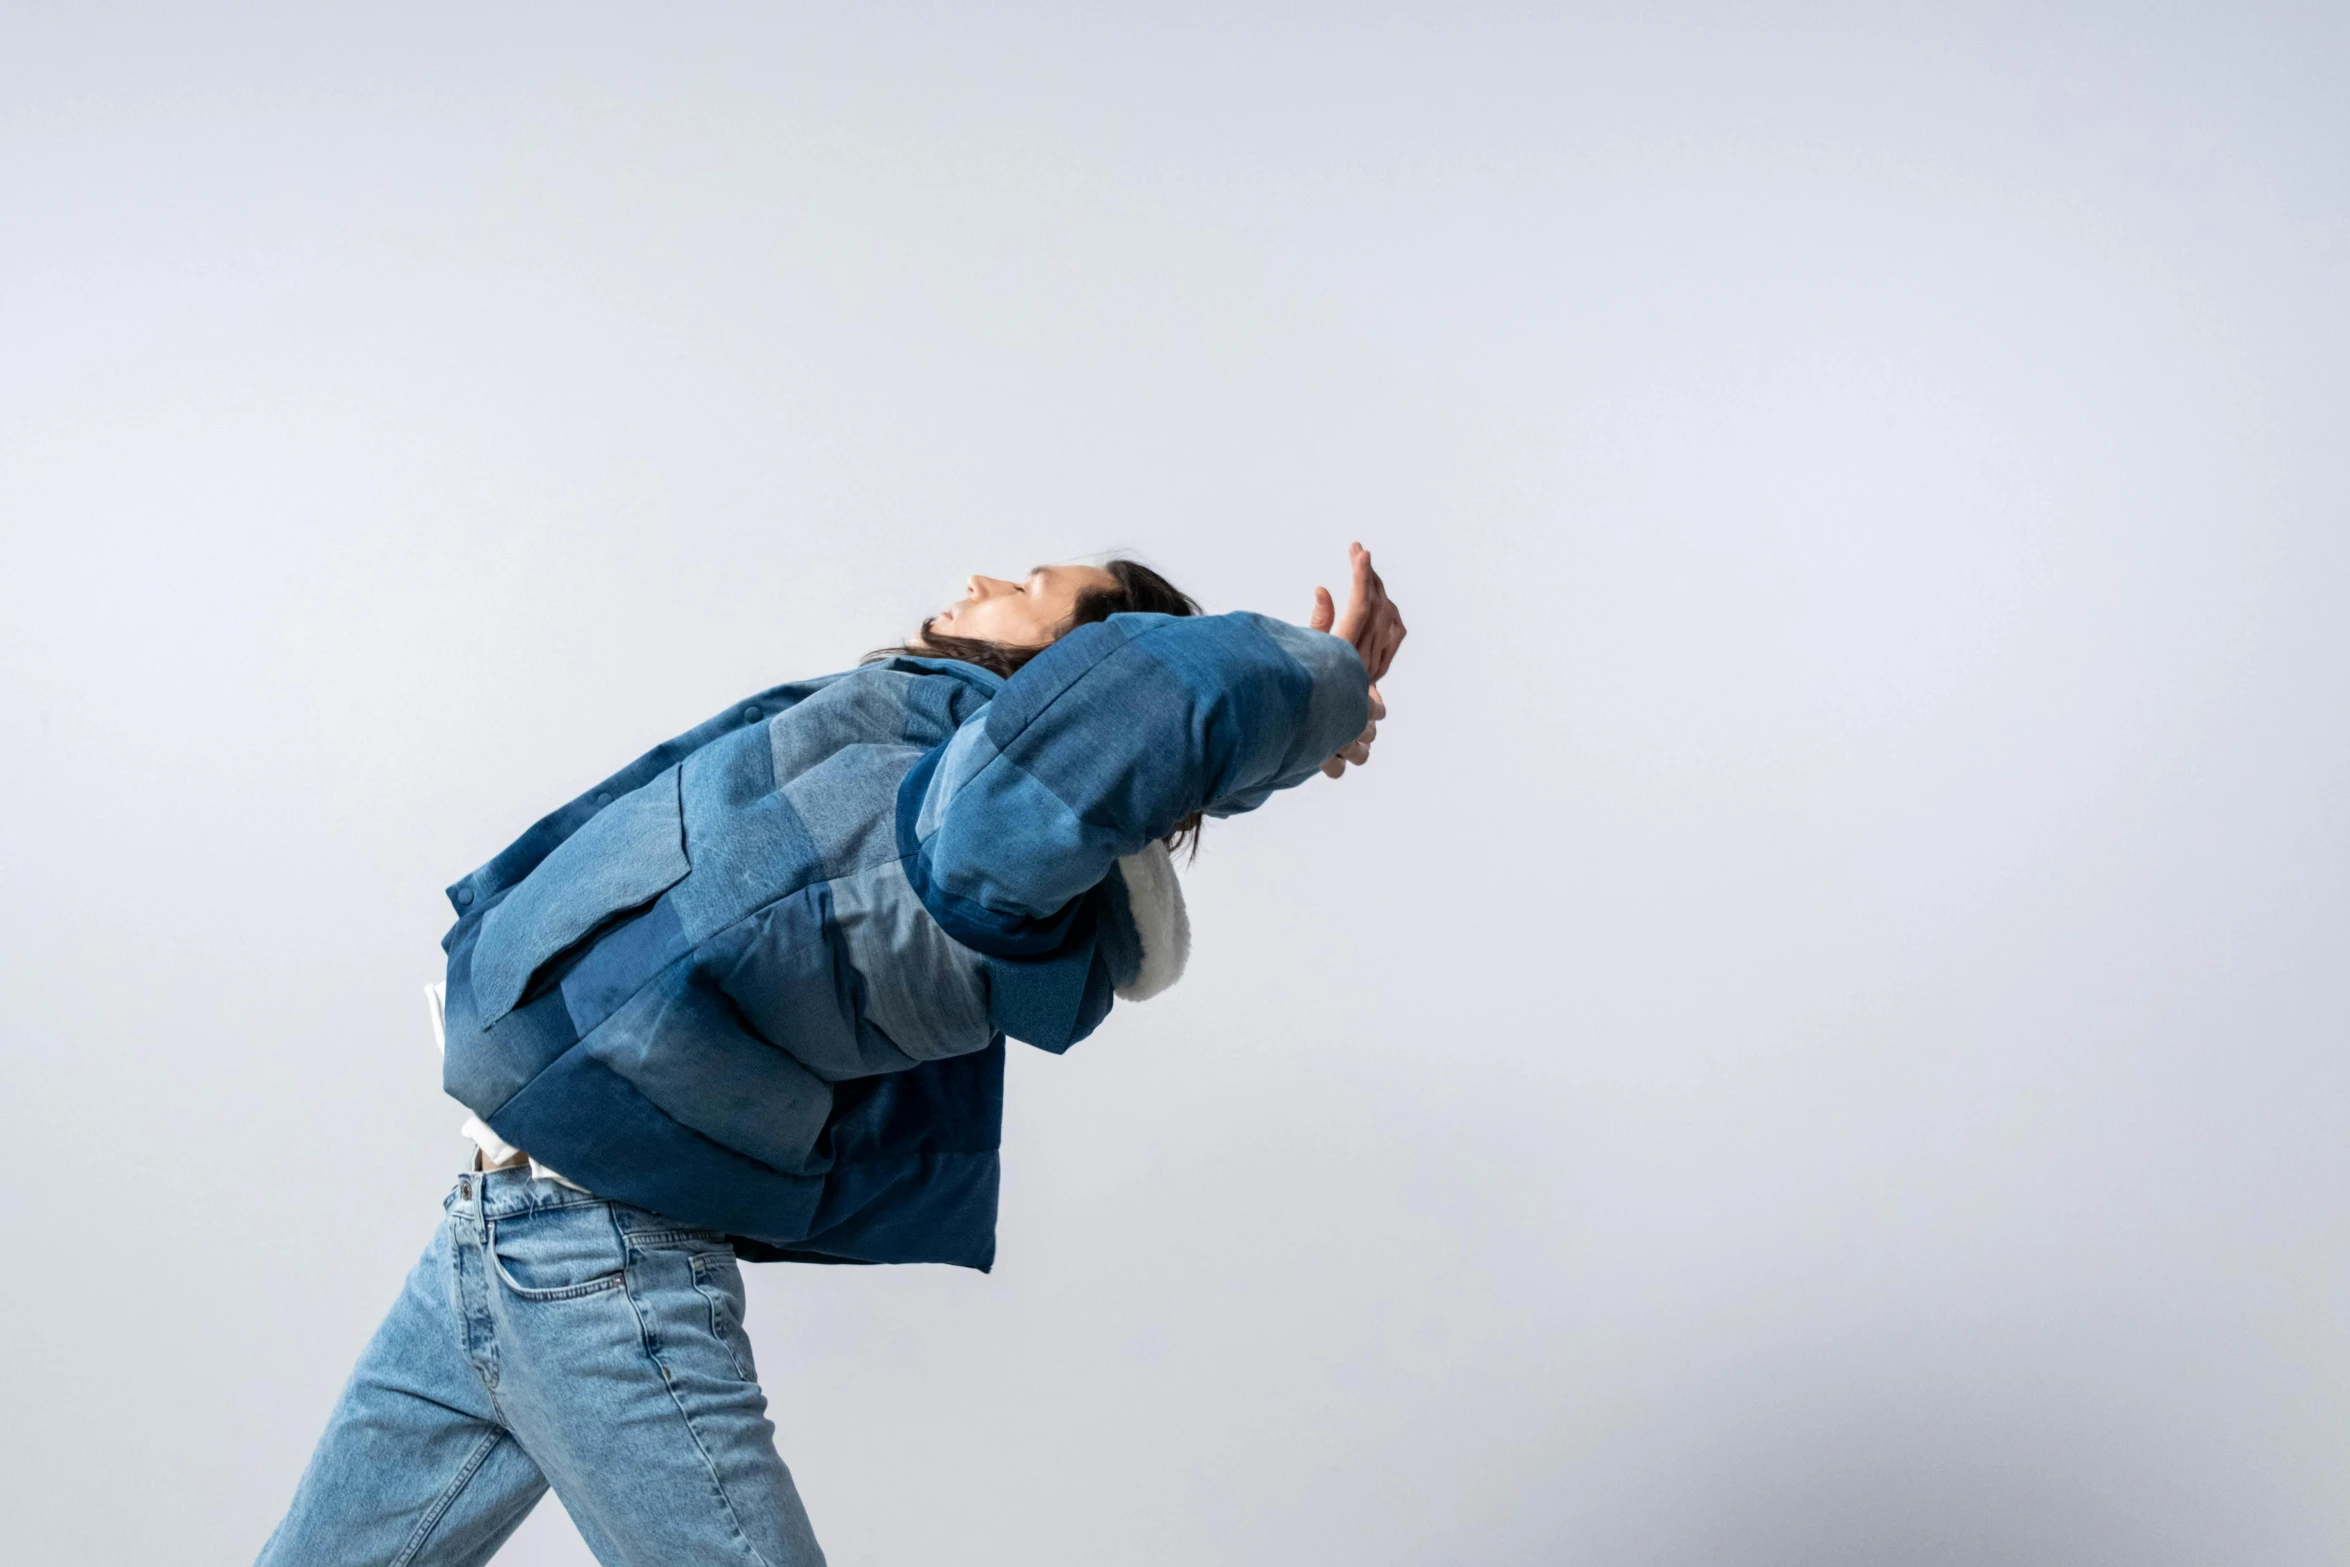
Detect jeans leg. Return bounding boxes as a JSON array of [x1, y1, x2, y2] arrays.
[[256, 1205, 549, 1567], [482, 1203, 825, 1567]]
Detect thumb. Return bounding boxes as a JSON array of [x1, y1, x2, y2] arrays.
[[1309, 586, 1335, 633]]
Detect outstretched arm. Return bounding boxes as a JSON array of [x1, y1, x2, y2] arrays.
[[905, 608, 1370, 949], [905, 544, 1405, 954]]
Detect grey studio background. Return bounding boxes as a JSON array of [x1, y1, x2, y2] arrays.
[[2, 4, 2346, 1564]]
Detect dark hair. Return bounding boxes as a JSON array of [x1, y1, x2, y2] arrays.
[[870, 558, 1207, 857]]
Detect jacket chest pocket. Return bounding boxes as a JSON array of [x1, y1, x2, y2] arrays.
[[471, 765, 693, 1030]]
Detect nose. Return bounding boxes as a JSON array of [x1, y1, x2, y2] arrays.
[[968, 575, 1016, 599]]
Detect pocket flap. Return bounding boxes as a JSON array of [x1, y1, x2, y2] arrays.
[[473, 765, 691, 1028]]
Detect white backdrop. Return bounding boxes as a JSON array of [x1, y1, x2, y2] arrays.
[[3, 5, 2346, 1563]]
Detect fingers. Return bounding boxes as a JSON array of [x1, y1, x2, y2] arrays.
[[1323, 542, 1405, 682], [1326, 711, 1380, 777], [1321, 739, 1369, 775], [1350, 546, 1406, 681], [1334, 541, 1378, 646], [1321, 687, 1387, 782], [1366, 607, 1406, 682], [1334, 596, 1368, 648]]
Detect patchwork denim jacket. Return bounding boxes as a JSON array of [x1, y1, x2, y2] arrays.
[[438, 611, 1370, 1269]]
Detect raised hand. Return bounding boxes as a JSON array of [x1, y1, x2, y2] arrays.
[[1308, 543, 1404, 779], [1309, 541, 1407, 681]]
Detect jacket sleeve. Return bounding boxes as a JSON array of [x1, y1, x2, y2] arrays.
[[900, 611, 1370, 955]]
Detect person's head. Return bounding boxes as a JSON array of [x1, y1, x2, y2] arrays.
[[897, 557, 1202, 679], [875, 556, 1207, 855]]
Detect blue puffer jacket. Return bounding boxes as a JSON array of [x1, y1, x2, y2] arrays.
[[439, 611, 1370, 1270]]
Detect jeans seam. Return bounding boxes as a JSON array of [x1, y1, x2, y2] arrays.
[[626, 1226, 726, 1248], [448, 1222, 500, 1397], [389, 1426, 506, 1567], [613, 1210, 775, 1567], [689, 1252, 756, 1381], [478, 1194, 606, 1219]]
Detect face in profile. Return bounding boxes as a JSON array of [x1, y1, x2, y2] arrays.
[[918, 564, 1117, 650]]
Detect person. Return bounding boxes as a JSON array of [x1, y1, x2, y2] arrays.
[[254, 545, 1407, 1566]]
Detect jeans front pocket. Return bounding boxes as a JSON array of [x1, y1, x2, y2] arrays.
[[489, 1205, 628, 1302]]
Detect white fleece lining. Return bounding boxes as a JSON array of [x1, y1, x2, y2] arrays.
[[1112, 840, 1191, 1002]]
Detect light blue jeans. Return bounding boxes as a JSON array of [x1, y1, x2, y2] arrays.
[[256, 1167, 826, 1566]]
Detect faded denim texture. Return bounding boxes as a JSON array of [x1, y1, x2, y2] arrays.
[[437, 613, 1368, 1270], [254, 1168, 825, 1567]]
